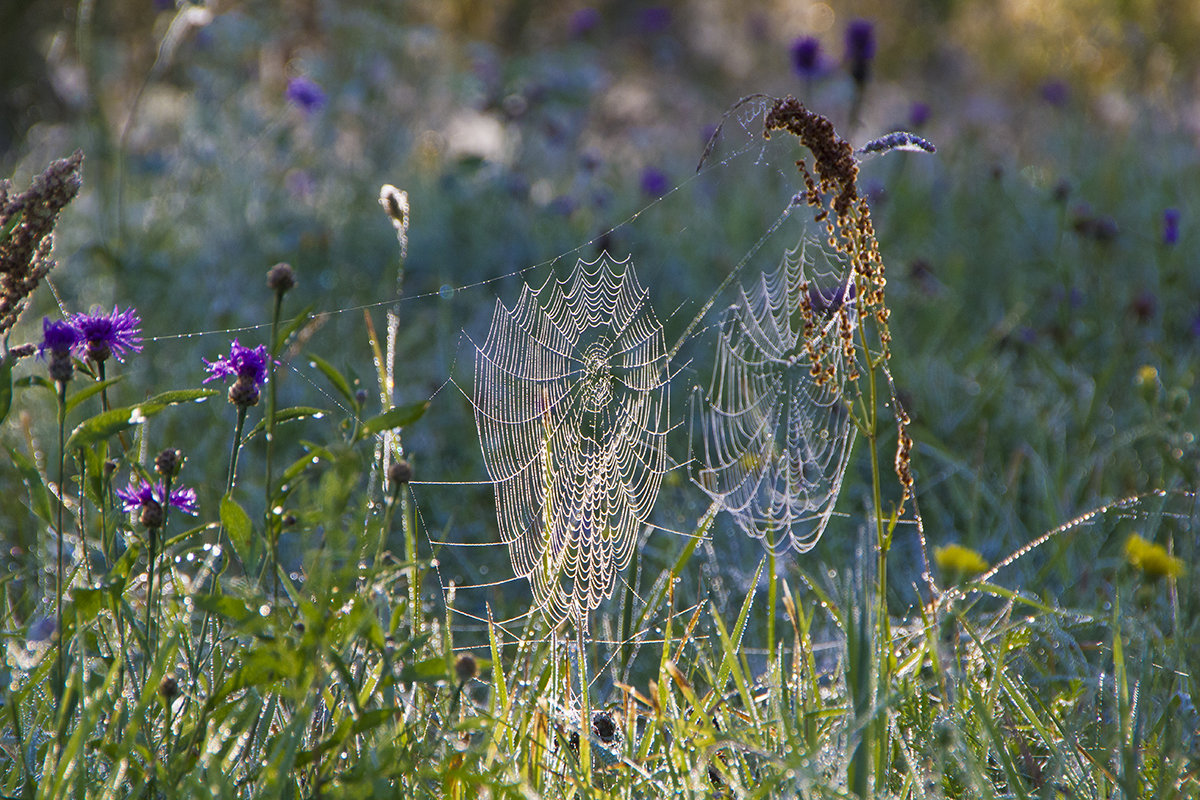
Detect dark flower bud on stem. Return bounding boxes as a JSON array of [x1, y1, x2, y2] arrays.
[[159, 674, 179, 700], [454, 652, 477, 683], [389, 459, 413, 486], [139, 498, 165, 529], [155, 448, 183, 478], [267, 262, 296, 294]]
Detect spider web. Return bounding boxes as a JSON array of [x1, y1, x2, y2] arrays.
[[472, 254, 670, 626], [697, 235, 857, 553]]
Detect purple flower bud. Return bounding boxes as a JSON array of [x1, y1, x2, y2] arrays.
[[790, 36, 822, 79], [569, 7, 600, 38], [286, 76, 325, 114], [640, 167, 669, 199], [1163, 208, 1180, 246], [845, 19, 876, 84], [1039, 78, 1070, 107]]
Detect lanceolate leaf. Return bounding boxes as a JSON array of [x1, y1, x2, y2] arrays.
[[360, 401, 429, 437]]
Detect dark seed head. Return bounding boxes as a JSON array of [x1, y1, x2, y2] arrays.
[[267, 262, 296, 294], [455, 652, 477, 683], [389, 459, 413, 486]]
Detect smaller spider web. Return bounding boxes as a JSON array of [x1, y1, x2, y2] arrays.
[[697, 234, 857, 553], [472, 254, 671, 626]]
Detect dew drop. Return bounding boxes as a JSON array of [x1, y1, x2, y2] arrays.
[[439, 284, 455, 300], [259, 604, 270, 617]]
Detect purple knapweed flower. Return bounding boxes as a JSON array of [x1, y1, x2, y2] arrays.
[[203, 339, 269, 386], [204, 339, 271, 407], [286, 76, 325, 114], [845, 19, 876, 84], [1163, 208, 1180, 246], [39, 318, 80, 359], [640, 167, 669, 199], [117, 477, 198, 527], [569, 7, 600, 38], [71, 305, 143, 364], [790, 36, 822, 79]]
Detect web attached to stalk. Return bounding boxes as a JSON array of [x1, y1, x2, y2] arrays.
[[472, 254, 670, 626], [697, 235, 857, 553]]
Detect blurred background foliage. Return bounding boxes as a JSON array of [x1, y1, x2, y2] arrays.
[[2, 0, 1198, 622]]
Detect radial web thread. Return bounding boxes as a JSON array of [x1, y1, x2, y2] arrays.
[[698, 236, 857, 553], [472, 254, 670, 626]]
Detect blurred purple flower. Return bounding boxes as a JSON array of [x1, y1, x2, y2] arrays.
[[845, 19, 876, 84], [909, 101, 931, 128], [569, 7, 600, 38], [203, 339, 270, 386], [636, 6, 671, 34], [116, 478, 198, 516], [286, 76, 326, 113], [1163, 208, 1180, 246], [39, 318, 80, 359], [640, 167, 669, 199], [790, 36, 822, 79], [153, 0, 174, 10], [1040, 78, 1069, 107], [1190, 311, 1200, 338], [71, 305, 143, 364]]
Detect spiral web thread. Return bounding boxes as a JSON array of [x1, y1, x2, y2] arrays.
[[697, 235, 857, 553], [472, 254, 670, 626]]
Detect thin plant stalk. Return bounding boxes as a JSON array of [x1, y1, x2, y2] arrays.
[[265, 289, 283, 596], [225, 405, 248, 496], [54, 378, 68, 750]]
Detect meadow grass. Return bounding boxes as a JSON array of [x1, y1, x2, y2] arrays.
[[2, 4, 1199, 798]]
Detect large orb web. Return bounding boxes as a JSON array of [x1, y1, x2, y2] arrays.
[[472, 254, 669, 625], [698, 236, 857, 553]]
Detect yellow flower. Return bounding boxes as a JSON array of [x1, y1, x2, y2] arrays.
[[1124, 533, 1184, 580], [934, 543, 989, 582]]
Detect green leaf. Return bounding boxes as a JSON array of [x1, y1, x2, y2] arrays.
[[65, 406, 147, 450], [361, 401, 429, 437], [274, 306, 314, 353], [398, 656, 450, 684], [64, 377, 124, 414], [307, 354, 355, 405], [0, 355, 13, 426], [245, 406, 327, 440], [79, 440, 109, 505], [220, 494, 254, 570], [8, 445, 53, 526], [141, 388, 220, 408]]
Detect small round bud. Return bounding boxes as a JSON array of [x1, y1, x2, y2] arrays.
[[388, 459, 413, 486], [139, 498, 165, 529], [267, 262, 296, 294], [85, 339, 112, 364], [159, 674, 179, 700], [229, 377, 261, 407], [355, 388, 368, 407], [155, 448, 183, 478], [454, 652, 477, 683]]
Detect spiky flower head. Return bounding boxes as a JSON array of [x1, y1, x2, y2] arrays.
[[116, 477, 198, 527], [204, 339, 270, 406], [71, 305, 143, 364], [39, 317, 80, 358]]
